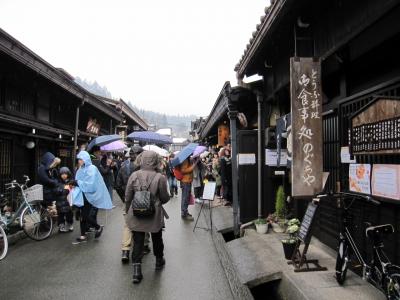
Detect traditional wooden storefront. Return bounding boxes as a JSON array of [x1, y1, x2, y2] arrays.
[[0, 28, 124, 192], [234, 0, 400, 265]]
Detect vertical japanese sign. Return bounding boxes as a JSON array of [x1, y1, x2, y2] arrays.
[[290, 58, 323, 197]]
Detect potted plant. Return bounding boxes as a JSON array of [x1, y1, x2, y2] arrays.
[[281, 218, 300, 260], [254, 218, 268, 234], [271, 186, 287, 233]]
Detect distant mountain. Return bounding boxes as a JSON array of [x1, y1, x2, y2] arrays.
[[129, 104, 196, 138], [74, 77, 195, 138], [75, 77, 113, 99]]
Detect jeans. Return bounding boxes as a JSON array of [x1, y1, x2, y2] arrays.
[[181, 182, 191, 216], [168, 176, 177, 194], [132, 230, 164, 263]]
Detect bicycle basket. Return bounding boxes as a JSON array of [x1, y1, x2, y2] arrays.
[[24, 185, 43, 202]]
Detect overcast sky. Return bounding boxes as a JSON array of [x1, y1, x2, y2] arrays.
[[0, 0, 268, 116]]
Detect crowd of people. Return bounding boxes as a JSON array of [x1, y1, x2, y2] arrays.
[[35, 143, 233, 284]]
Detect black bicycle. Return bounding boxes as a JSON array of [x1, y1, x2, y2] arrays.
[[318, 192, 400, 300]]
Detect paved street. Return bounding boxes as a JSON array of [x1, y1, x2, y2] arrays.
[[1, 193, 233, 300]]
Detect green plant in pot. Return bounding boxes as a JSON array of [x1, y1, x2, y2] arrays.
[[271, 186, 287, 233], [281, 218, 300, 260], [254, 218, 268, 234]]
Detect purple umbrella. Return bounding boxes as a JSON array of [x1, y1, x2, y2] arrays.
[[100, 140, 127, 152], [192, 145, 207, 158]]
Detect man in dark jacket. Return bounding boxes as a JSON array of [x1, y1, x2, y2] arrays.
[[37, 152, 62, 207], [116, 146, 151, 262], [219, 148, 232, 206]]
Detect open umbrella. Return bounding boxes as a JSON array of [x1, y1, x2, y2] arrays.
[[143, 145, 169, 157], [192, 145, 207, 158], [127, 131, 172, 145], [87, 134, 121, 152], [100, 140, 127, 152], [171, 143, 198, 167]]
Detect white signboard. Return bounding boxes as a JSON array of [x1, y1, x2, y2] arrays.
[[349, 164, 371, 194], [340, 147, 356, 164], [372, 164, 400, 200], [202, 181, 216, 201], [238, 153, 256, 165], [265, 149, 288, 166]]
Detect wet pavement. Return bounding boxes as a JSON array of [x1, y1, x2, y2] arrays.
[[1, 192, 233, 300]]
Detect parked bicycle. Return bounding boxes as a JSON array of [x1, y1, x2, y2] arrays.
[[318, 192, 400, 300], [0, 176, 53, 260]]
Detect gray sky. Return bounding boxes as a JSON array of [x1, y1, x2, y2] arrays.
[[0, 0, 268, 116]]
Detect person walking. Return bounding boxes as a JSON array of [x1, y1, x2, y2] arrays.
[[219, 148, 232, 206], [179, 157, 198, 220], [212, 153, 222, 198], [57, 167, 74, 232], [166, 154, 178, 198], [71, 151, 112, 244], [116, 146, 151, 263], [125, 151, 170, 284]]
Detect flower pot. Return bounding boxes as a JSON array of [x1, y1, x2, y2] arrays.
[[271, 222, 285, 233], [255, 223, 268, 234], [282, 242, 296, 260]]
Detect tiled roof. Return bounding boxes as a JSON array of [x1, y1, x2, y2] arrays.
[[234, 0, 287, 77]]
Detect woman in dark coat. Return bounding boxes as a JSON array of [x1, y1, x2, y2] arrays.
[[125, 150, 170, 284]]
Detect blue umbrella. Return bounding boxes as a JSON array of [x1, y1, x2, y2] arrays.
[[171, 143, 198, 167], [87, 134, 121, 152], [127, 131, 172, 145]]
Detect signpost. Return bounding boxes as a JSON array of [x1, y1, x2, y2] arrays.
[[290, 57, 323, 197], [288, 200, 327, 272]]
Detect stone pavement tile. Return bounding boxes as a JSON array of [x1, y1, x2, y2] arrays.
[[211, 205, 233, 233]]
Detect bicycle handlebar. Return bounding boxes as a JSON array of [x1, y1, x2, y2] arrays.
[[317, 191, 380, 206]]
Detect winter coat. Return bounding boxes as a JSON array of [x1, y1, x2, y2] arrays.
[[180, 159, 196, 184], [98, 156, 115, 188], [220, 157, 232, 187], [192, 164, 202, 189], [55, 167, 72, 213], [72, 151, 112, 209], [116, 159, 139, 193], [37, 152, 62, 204], [212, 159, 222, 186], [125, 151, 170, 233]]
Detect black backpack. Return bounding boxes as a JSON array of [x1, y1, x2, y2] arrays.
[[131, 173, 158, 217]]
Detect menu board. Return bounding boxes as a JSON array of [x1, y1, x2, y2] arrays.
[[298, 202, 318, 242], [372, 164, 400, 200], [349, 164, 371, 194]]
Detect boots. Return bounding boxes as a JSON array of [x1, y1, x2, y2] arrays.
[[132, 263, 143, 284], [155, 256, 166, 270], [121, 250, 129, 263]]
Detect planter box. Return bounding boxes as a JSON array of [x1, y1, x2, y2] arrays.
[[255, 223, 268, 234], [282, 242, 296, 260], [271, 223, 285, 233]]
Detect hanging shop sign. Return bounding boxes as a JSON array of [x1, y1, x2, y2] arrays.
[[116, 125, 128, 141], [218, 124, 229, 146], [290, 57, 323, 197], [86, 117, 101, 135], [351, 97, 400, 155], [371, 164, 400, 200], [349, 163, 371, 194]]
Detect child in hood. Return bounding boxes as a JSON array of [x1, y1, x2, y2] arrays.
[[57, 167, 74, 232]]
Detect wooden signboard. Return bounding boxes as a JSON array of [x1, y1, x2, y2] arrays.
[[298, 202, 318, 242], [351, 97, 400, 155], [290, 57, 323, 197], [288, 200, 327, 272]]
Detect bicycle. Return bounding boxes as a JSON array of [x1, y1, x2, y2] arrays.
[[0, 176, 54, 260], [318, 192, 400, 300]]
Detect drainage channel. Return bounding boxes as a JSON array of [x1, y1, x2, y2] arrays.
[[220, 229, 283, 300]]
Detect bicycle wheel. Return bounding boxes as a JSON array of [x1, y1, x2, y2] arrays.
[[386, 267, 400, 300], [336, 239, 349, 285], [21, 203, 53, 241], [0, 224, 8, 260]]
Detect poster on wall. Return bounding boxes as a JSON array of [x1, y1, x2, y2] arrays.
[[265, 149, 288, 166], [349, 164, 371, 194], [372, 164, 400, 200], [290, 57, 323, 196]]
